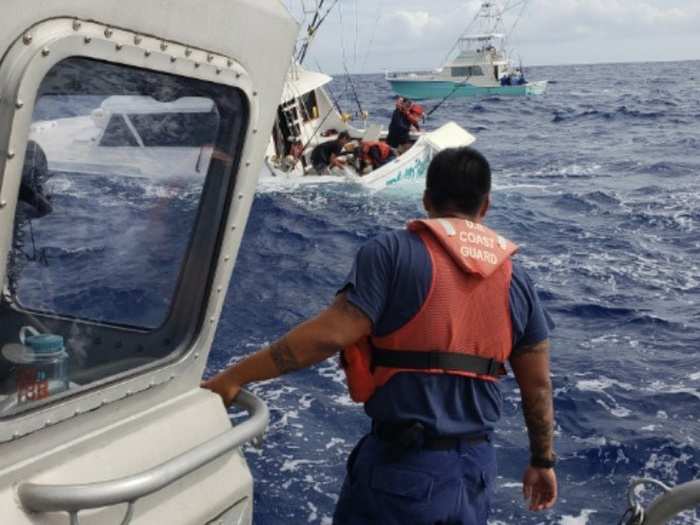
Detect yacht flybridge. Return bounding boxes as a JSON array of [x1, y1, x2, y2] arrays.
[[0, 0, 296, 523]]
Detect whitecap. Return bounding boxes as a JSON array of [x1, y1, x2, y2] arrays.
[[558, 509, 596, 524]]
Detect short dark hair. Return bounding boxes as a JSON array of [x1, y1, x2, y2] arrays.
[[337, 131, 351, 141], [425, 146, 491, 216]]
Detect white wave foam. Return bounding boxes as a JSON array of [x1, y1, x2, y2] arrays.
[[331, 393, 358, 407], [325, 437, 346, 450], [280, 458, 324, 473], [558, 509, 596, 524], [595, 399, 631, 418], [576, 376, 635, 393]]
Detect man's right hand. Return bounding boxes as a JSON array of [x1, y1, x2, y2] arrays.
[[201, 369, 242, 408], [522, 466, 557, 511]]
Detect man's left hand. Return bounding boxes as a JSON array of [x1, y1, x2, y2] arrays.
[[523, 466, 557, 511]]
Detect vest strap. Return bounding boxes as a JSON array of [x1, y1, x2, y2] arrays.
[[373, 347, 505, 377]]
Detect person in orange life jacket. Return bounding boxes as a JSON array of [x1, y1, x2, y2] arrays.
[[202, 146, 557, 524], [355, 140, 396, 173], [387, 97, 420, 153]]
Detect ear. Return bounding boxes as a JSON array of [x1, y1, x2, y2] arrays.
[[423, 190, 434, 216], [478, 194, 491, 219]]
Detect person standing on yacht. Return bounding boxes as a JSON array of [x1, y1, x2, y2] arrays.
[[203, 146, 557, 524], [387, 97, 420, 153]]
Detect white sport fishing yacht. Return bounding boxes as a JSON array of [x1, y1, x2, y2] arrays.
[[264, 63, 476, 191], [386, 1, 548, 100], [0, 0, 297, 523]]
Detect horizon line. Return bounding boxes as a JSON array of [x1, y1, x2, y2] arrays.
[[327, 57, 700, 77]]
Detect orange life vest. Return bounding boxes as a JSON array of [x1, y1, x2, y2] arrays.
[[361, 141, 392, 164], [406, 102, 424, 125], [341, 218, 518, 403]]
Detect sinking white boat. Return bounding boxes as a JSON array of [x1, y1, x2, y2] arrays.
[[263, 64, 476, 191], [30, 96, 218, 180]]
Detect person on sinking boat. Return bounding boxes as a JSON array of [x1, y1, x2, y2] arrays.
[[18, 141, 52, 218], [309, 131, 352, 174], [352, 139, 396, 175], [203, 146, 557, 524], [387, 96, 422, 154]]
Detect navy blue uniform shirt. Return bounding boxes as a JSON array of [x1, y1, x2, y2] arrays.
[[340, 228, 554, 436], [386, 109, 412, 148]]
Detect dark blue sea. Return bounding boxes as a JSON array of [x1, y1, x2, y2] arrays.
[[207, 61, 700, 525], [18, 59, 699, 524]]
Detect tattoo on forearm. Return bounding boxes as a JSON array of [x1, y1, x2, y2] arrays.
[[269, 339, 303, 375], [522, 384, 554, 458]]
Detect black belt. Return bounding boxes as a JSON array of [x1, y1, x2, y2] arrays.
[[372, 348, 504, 377], [372, 421, 488, 451]]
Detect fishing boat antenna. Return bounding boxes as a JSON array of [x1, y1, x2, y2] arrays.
[[296, 0, 340, 64]]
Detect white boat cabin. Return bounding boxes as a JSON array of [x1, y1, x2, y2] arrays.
[[32, 96, 219, 179], [0, 1, 297, 524]]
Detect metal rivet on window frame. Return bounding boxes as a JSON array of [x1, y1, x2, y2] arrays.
[[104, 28, 113, 38], [22, 33, 32, 45], [72, 20, 82, 31]]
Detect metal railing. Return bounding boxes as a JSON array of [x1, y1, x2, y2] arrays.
[[17, 390, 268, 524], [621, 477, 700, 524]]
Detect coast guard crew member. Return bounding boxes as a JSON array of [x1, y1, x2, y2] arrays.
[[203, 146, 557, 524]]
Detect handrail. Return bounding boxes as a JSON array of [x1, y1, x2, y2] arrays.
[[17, 389, 268, 514], [643, 479, 700, 524]]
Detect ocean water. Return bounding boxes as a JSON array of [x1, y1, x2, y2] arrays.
[[206, 61, 700, 524]]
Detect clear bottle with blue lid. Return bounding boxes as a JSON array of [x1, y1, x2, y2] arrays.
[[12, 327, 70, 404]]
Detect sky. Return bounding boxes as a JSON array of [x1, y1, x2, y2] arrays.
[[283, 0, 700, 74]]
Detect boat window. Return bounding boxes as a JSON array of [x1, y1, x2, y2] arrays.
[[451, 66, 484, 77], [299, 91, 319, 122], [99, 115, 140, 147], [0, 57, 248, 418], [128, 112, 219, 147]]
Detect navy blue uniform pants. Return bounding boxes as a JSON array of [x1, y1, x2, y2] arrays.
[[333, 434, 497, 525]]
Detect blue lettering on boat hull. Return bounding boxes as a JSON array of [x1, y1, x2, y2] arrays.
[[386, 151, 433, 186]]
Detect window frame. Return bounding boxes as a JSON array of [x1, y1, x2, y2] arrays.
[[0, 19, 256, 438]]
